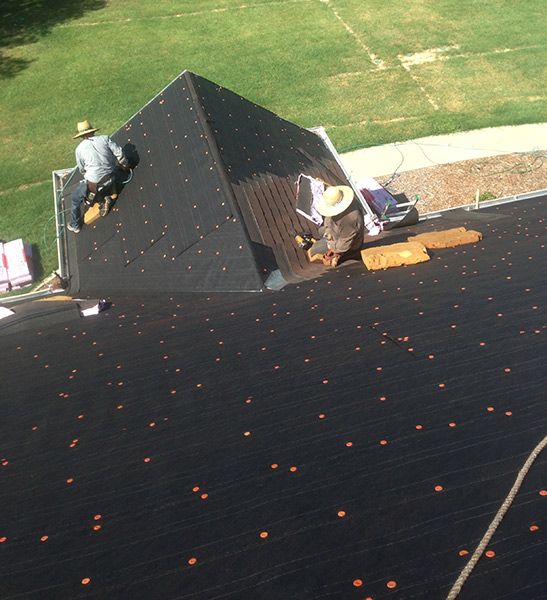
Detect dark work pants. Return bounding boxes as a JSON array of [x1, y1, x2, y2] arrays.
[[70, 181, 88, 228]]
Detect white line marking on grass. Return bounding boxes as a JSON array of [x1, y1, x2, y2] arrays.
[[399, 45, 460, 68], [451, 44, 546, 62], [326, 116, 420, 129], [160, 0, 313, 19], [59, 0, 313, 26], [397, 47, 448, 110], [0, 180, 50, 196], [320, 0, 386, 70], [399, 44, 545, 68], [403, 69, 439, 111], [397, 43, 545, 111]]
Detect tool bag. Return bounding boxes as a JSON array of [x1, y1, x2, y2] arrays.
[[85, 173, 116, 206]]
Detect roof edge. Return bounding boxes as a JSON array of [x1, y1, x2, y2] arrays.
[[421, 187, 547, 220], [184, 72, 268, 289]]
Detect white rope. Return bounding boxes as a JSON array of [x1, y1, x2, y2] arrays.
[[446, 435, 547, 600]]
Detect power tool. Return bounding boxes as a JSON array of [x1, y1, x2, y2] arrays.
[[294, 233, 316, 251]]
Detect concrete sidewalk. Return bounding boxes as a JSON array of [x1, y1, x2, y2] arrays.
[[340, 122, 547, 181]]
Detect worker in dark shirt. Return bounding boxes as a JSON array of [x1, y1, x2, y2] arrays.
[[315, 185, 364, 267]]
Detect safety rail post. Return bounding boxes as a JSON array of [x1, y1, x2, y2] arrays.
[[52, 168, 75, 282]]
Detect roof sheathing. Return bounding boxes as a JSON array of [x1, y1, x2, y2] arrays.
[[189, 73, 352, 281], [68, 72, 266, 294], [1, 196, 546, 597], [66, 71, 375, 293]]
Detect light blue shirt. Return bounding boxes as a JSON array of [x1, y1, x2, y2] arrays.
[[75, 135, 124, 183]]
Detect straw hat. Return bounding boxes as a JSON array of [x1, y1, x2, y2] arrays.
[[316, 185, 354, 217], [73, 120, 99, 139]]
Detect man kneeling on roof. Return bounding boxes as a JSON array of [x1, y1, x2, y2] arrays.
[[68, 120, 130, 234], [315, 185, 364, 267]]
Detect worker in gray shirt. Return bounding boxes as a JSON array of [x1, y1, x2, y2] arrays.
[[68, 120, 128, 233], [314, 185, 364, 267]]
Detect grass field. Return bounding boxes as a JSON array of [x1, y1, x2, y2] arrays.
[[0, 0, 545, 285]]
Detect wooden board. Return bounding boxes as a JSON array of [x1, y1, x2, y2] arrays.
[[83, 203, 101, 225]]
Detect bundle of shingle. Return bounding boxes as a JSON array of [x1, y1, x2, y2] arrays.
[[360, 227, 482, 270], [408, 227, 483, 249], [0, 239, 33, 292]]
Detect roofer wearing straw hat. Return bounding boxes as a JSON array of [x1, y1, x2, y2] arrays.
[[68, 120, 129, 233], [314, 185, 365, 267]]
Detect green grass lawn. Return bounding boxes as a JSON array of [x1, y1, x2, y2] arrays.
[[1, 0, 545, 287]]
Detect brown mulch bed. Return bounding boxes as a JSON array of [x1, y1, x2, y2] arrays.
[[376, 151, 547, 214]]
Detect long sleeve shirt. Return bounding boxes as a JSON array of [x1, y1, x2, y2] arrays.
[[322, 207, 365, 254], [75, 135, 124, 183]]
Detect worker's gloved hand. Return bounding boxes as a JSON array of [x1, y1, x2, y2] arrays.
[[322, 250, 342, 267], [322, 250, 341, 267], [322, 249, 334, 266]]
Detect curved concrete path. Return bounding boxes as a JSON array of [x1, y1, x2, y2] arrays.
[[341, 122, 547, 180]]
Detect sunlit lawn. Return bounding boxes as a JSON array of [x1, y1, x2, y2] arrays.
[[0, 0, 545, 285]]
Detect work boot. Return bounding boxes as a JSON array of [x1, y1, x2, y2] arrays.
[[100, 196, 112, 217]]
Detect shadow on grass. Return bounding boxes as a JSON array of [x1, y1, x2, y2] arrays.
[[0, 0, 107, 78]]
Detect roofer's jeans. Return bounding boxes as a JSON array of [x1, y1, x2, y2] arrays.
[[71, 181, 88, 228]]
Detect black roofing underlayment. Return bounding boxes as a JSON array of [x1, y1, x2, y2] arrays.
[[65, 71, 353, 295], [1, 196, 545, 599]]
